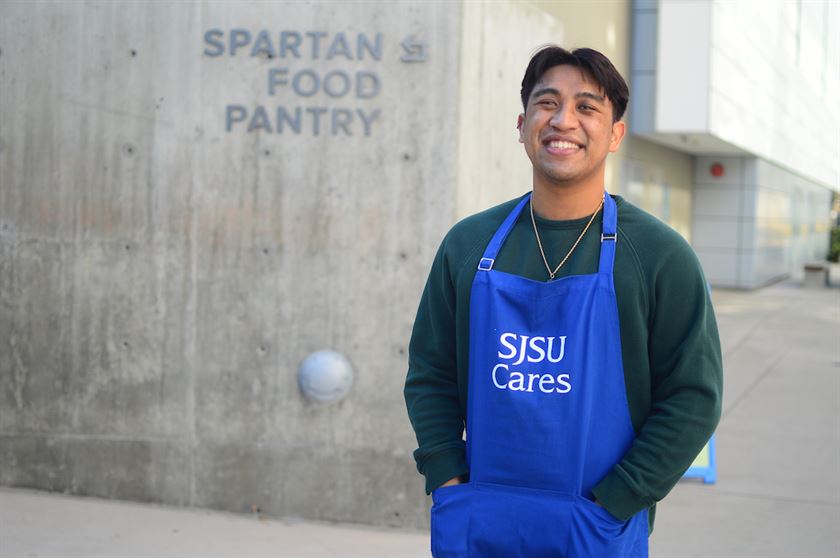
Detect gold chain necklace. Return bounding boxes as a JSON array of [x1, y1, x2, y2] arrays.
[[529, 195, 604, 281]]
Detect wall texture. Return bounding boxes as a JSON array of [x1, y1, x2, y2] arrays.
[[0, 0, 462, 528], [455, 0, 562, 219]]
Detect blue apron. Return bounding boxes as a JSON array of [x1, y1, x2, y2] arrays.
[[431, 193, 649, 557]]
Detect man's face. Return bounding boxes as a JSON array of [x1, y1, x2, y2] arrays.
[[517, 64, 625, 191]]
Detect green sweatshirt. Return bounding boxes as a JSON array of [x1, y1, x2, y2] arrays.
[[404, 193, 723, 533]]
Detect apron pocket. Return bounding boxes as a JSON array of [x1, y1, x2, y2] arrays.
[[431, 483, 472, 558], [432, 483, 647, 557], [467, 483, 574, 558], [570, 496, 648, 557]]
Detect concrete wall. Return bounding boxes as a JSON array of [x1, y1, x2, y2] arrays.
[[455, 0, 562, 219], [0, 0, 462, 528], [0, 0, 580, 530]]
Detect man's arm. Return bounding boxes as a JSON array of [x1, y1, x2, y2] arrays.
[[592, 240, 723, 520], [404, 238, 470, 494]]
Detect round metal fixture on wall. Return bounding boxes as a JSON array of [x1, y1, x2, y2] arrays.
[[298, 350, 354, 402]]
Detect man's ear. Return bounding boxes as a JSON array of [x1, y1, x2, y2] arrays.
[[609, 120, 626, 152], [517, 113, 525, 143]]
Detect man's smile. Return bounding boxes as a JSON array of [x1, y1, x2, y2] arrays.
[[542, 135, 584, 155]]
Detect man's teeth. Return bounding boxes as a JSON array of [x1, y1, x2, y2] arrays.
[[548, 141, 581, 149]]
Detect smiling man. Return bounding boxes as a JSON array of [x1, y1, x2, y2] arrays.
[[404, 46, 723, 558]]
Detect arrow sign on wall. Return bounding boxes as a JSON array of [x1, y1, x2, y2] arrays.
[[400, 35, 427, 62]]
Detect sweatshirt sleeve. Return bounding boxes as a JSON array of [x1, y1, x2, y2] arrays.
[[403, 237, 470, 494], [592, 240, 723, 520]]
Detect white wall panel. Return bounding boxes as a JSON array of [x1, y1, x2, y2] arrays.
[[692, 218, 741, 251], [707, 0, 839, 189], [739, 219, 756, 253], [694, 155, 832, 288], [692, 185, 741, 219], [737, 250, 755, 287], [693, 248, 739, 287], [655, 0, 710, 132], [641, 0, 838, 190]]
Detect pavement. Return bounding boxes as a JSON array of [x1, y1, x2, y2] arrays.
[[1, 278, 839, 558]]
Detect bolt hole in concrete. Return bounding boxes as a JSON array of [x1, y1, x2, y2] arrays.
[[264, 149, 271, 156], [130, 49, 137, 57], [262, 247, 269, 254], [403, 153, 410, 161], [123, 143, 135, 156]]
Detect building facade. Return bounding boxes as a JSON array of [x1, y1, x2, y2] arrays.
[[1, 0, 837, 530], [629, 0, 838, 287]]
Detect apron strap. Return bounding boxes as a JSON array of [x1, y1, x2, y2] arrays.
[[477, 193, 531, 271], [598, 193, 618, 275], [478, 192, 617, 276]]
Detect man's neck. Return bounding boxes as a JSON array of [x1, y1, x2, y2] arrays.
[[531, 182, 605, 221]]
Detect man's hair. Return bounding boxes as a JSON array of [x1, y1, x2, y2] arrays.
[[520, 45, 629, 123]]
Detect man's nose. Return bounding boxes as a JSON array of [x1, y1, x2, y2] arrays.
[[549, 104, 577, 129]]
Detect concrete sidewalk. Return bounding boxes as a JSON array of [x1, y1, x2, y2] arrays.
[[0, 487, 428, 557], [649, 280, 840, 557], [1, 280, 839, 558]]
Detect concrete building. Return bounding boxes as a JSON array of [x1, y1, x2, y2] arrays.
[[1, 0, 837, 530]]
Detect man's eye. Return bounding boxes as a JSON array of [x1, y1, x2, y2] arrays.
[[578, 104, 594, 111], [537, 100, 556, 107]]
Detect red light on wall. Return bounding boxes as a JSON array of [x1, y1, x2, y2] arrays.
[[710, 163, 725, 178]]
